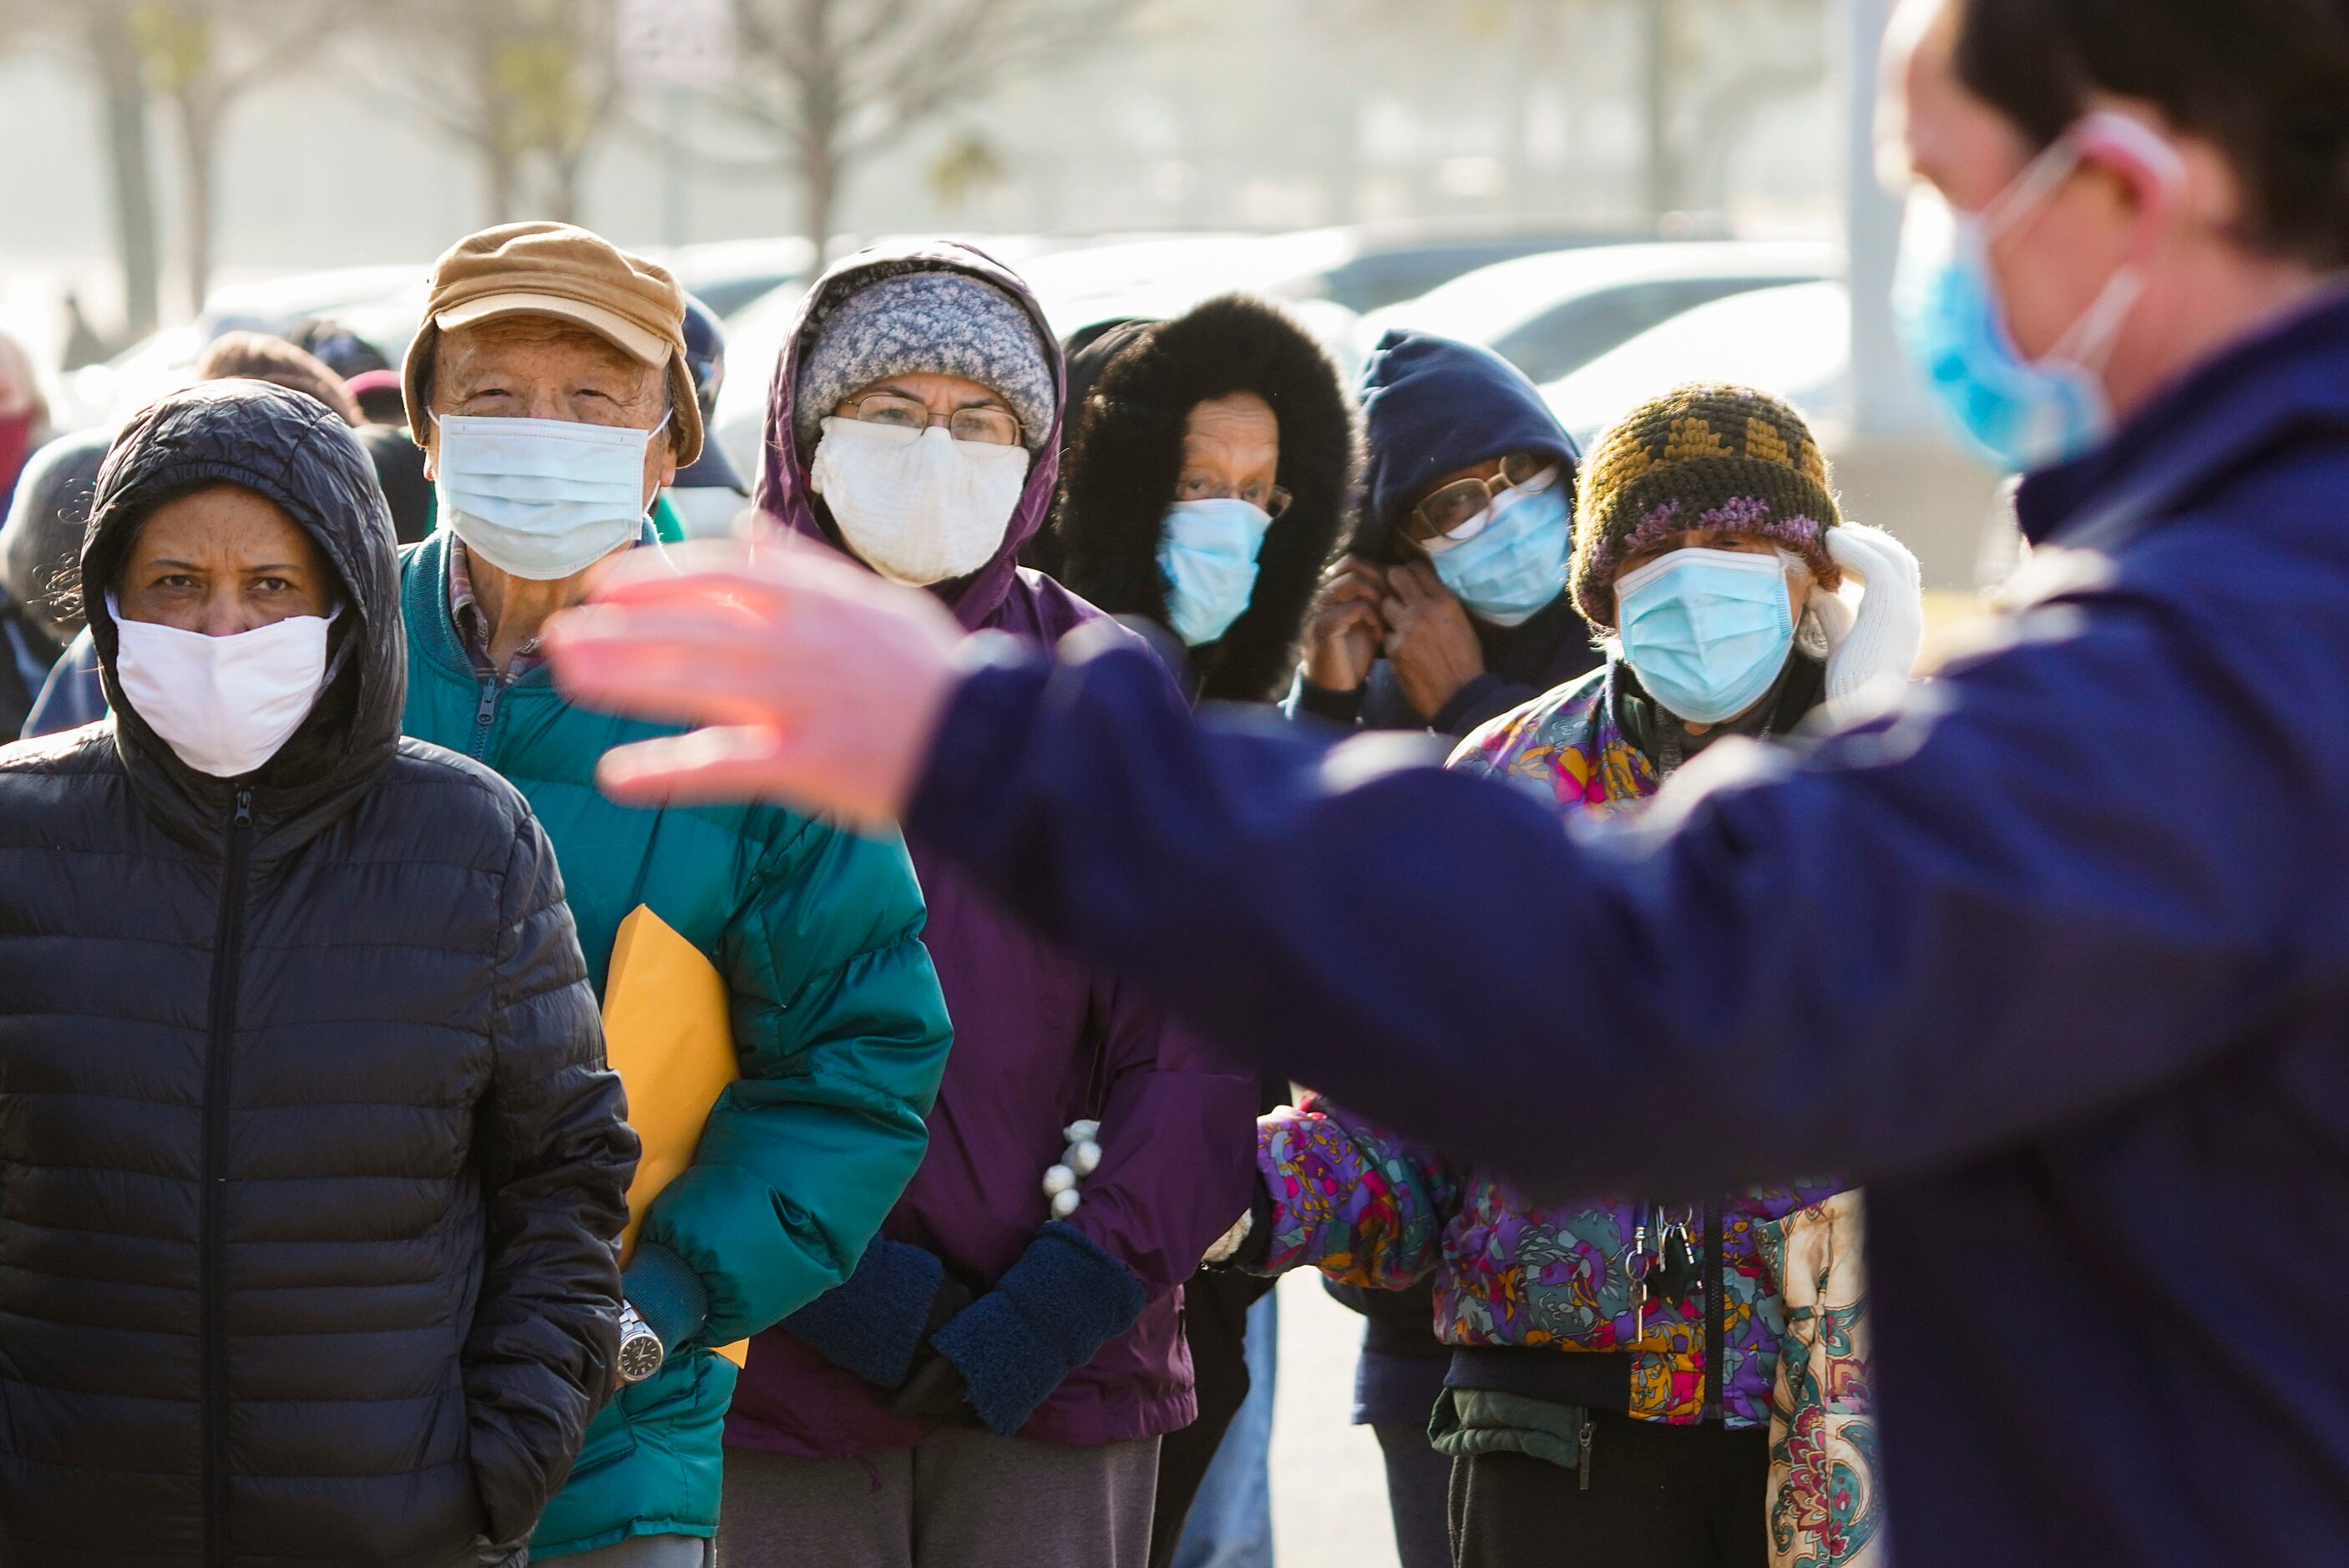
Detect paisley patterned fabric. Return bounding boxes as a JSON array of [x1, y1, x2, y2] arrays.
[[1254, 661, 1843, 1428], [1759, 1192, 1887, 1568]]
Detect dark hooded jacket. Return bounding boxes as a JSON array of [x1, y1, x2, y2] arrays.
[[0, 382, 635, 1565], [1288, 330, 1600, 737], [0, 427, 104, 734], [1031, 297, 1359, 704], [724, 241, 1258, 1456]]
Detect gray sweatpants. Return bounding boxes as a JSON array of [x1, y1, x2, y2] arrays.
[[716, 1430, 1162, 1568]]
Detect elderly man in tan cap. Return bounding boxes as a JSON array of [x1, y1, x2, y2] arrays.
[[402, 220, 701, 668], [397, 223, 954, 1567]]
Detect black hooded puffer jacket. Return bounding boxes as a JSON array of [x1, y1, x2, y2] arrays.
[[0, 382, 636, 1567], [1032, 296, 1360, 704]]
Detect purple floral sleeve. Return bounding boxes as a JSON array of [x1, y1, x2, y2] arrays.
[[1256, 1092, 1463, 1289]]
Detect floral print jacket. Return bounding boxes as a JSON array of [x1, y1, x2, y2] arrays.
[[1257, 662, 1840, 1427]]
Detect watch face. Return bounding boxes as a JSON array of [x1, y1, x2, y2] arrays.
[[618, 1331, 665, 1383]]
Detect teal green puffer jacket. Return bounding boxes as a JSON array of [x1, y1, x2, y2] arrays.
[[399, 532, 954, 1557]]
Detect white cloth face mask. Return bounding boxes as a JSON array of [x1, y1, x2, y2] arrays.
[[109, 597, 338, 778], [810, 417, 1032, 586], [433, 412, 661, 581]]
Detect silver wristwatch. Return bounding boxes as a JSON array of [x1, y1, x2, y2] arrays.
[[616, 1302, 666, 1384]]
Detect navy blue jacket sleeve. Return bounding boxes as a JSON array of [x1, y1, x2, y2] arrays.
[[1430, 672, 1536, 738], [906, 570, 2310, 1200]]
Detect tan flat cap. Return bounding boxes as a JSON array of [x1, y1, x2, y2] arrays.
[[402, 221, 704, 464]]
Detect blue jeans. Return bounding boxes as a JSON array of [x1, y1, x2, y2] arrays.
[[1171, 1291, 1278, 1568]]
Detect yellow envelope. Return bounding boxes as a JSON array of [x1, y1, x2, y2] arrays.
[[602, 904, 749, 1369]]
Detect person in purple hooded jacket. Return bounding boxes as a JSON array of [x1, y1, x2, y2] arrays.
[[714, 241, 1260, 1568]]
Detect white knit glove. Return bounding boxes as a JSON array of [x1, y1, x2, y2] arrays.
[[1819, 524, 1924, 725]]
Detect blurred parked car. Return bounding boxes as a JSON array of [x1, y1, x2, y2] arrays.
[[1018, 221, 1649, 335], [55, 265, 424, 431], [1540, 279, 1851, 448], [1362, 240, 1841, 387], [1313, 220, 1663, 314], [654, 237, 819, 321]]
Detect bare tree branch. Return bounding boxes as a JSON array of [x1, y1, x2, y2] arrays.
[[358, 0, 621, 226], [714, 0, 1148, 250]]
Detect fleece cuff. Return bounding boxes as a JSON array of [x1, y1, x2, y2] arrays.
[[1289, 672, 1366, 726], [781, 1237, 948, 1389], [930, 1222, 1148, 1438], [623, 1242, 709, 1354]]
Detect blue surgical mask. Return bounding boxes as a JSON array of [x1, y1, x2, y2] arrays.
[[1157, 497, 1273, 646], [1614, 548, 1795, 725], [1424, 481, 1570, 628], [1891, 113, 2180, 473], [433, 412, 664, 580]]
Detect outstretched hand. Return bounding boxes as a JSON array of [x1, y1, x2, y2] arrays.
[[543, 537, 964, 828]]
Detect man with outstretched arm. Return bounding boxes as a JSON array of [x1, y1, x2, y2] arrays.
[[548, 3, 2349, 1564]]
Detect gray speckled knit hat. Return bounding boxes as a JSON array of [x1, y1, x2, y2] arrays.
[[793, 271, 1056, 454]]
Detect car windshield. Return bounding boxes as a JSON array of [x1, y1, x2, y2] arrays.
[[1495, 275, 1825, 384], [1544, 281, 1850, 446], [1370, 241, 1839, 363]]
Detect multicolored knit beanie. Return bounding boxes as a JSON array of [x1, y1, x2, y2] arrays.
[[1569, 383, 1841, 630]]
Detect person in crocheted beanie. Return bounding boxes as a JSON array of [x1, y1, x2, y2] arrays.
[[1560, 382, 1923, 751], [1232, 387, 1924, 1568]]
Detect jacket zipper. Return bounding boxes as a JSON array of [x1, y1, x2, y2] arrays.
[[201, 788, 254, 1568], [469, 675, 501, 760]]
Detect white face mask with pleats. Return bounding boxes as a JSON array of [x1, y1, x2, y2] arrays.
[[109, 597, 338, 778], [810, 417, 1031, 586], [433, 412, 661, 581]]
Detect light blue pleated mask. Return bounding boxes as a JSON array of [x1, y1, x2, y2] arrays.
[[1891, 114, 2182, 473], [1157, 498, 1273, 646], [433, 412, 662, 580], [1614, 548, 1795, 725], [1425, 483, 1571, 628]]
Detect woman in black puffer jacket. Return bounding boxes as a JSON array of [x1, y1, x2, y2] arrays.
[[0, 380, 637, 1567]]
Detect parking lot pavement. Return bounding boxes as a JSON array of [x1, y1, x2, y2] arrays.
[[1268, 1270, 1405, 1568]]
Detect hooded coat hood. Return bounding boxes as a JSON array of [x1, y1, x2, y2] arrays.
[[1354, 328, 1580, 562], [757, 240, 1071, 633], [1037, 296, 1361, 704], [2, 424, 107, 645], [81, 379, 406, 857], [734, 244, 1258, 1462]]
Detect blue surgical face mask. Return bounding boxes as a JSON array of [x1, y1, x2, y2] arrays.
[[1424, 480, 1570, 628], [1157, 497, 1273, 647], [1891, 113, 2182, 473], [1614, 548, 1795, 725], [433, 411, 664, 580]]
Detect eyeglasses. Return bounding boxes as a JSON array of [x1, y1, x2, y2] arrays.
[[1176, 471, 1293, 518], [1400, 453, 1557, 549], [838, 392, 1024, 448]]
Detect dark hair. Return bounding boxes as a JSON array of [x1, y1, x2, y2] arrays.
[[195, 331, 364, 426], [1955, 0, 2349, 267]]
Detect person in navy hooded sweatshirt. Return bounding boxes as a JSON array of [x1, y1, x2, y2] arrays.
[[548, 1, 2349, 1562], [1288, 332, 1599, 742], [1280, 329, 1601, 1565]]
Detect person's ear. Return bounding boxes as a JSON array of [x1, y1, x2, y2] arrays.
[[2072, 110, 2190, 263]]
